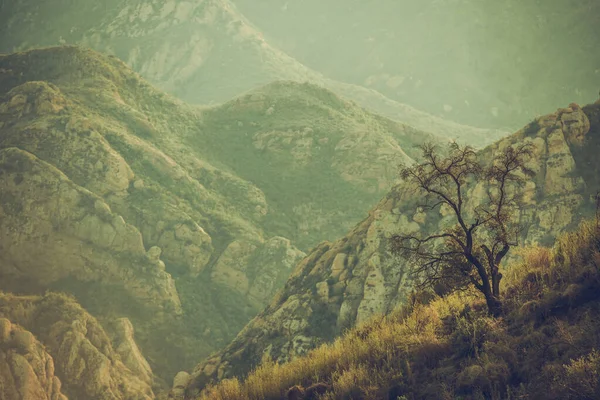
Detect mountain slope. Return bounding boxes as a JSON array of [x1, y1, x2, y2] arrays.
[[0, 46, 272, 380], [197, 219, 600, 400], [180, 98, 600, 396], [0, 45, 449, 386], [195, 80, 439, 247], [0, 0, 507, 147]]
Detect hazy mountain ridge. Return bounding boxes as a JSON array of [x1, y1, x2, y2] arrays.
[[0, 0, 507, 147], [181, 97, 600, 397], [231, 0, 600, 129]]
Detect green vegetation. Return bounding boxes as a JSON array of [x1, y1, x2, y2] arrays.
[[199, 220, 600, 399]]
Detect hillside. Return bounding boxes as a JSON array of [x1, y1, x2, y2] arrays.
[[180, 97, 600, 396], [231, 0, 600, 130], [0, 45, 447, 390], [197, 80, 442, 247], [197, 219, 600, 400], [0, 0, 507, 147]]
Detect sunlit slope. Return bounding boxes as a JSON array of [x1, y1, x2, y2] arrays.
[[198, 220, 600, 400], [0, 0, 507, 147], [182, 97, 600, 395]]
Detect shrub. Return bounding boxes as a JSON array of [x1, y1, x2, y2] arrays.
[[551, 350, 600, 399]]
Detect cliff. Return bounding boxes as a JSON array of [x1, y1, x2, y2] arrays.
[[0, 292, 154, 400]]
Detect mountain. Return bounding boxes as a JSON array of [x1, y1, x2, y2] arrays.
[[231, 0, 600, 130], [180, 97, 600, 396], [195, 80, 441, 248], [0, 0, 507, 147], [0, 45, 446, 390]]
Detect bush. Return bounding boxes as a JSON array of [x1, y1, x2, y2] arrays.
[[551, 350, 600, 399]]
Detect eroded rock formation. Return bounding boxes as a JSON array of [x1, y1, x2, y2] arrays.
[[0, 292, 154, 400], [0, 318, 68, 400]]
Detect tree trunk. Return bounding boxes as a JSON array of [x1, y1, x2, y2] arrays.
[[468, 255, 503, 316], [485, 293, 503, 317], [491, 270, 502, 297]]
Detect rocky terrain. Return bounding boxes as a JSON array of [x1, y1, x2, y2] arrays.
[[0, 0, 507, 147], [0, 291, 155, 400], [0, 3, 596, 398], [180, 97, 600, 397], [195, 80, 442, 247], [0, 45, 448, 394]]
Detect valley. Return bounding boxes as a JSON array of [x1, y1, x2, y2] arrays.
[[0, 2, 598, 399]]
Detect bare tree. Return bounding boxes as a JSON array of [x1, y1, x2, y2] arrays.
[[391, 142, 534, 316]]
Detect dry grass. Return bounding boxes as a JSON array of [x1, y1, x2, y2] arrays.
[[199, 220, 600, 400]]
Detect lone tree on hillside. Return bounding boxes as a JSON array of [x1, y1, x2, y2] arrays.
[[391, 142, 534, 316]]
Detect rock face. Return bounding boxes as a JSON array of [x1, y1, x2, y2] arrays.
[[0, 292, 154, 400], [110, 318, 154, 387], [181, 100, 600, 397], [211, 237, 306, 307], [0, 147, 181, 314], [0, 0, 507, 147]]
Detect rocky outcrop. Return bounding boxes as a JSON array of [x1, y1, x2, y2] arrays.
[[181, 100, 599, 396], [0, 81, 135, 196], [0, 147, 181, 313], [110, 318, 154, 387], [0, 292, 155, 400], [0, 318, 68, 400]]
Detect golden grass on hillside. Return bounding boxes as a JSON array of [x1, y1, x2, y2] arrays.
[[199, 220, 600, 400]]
